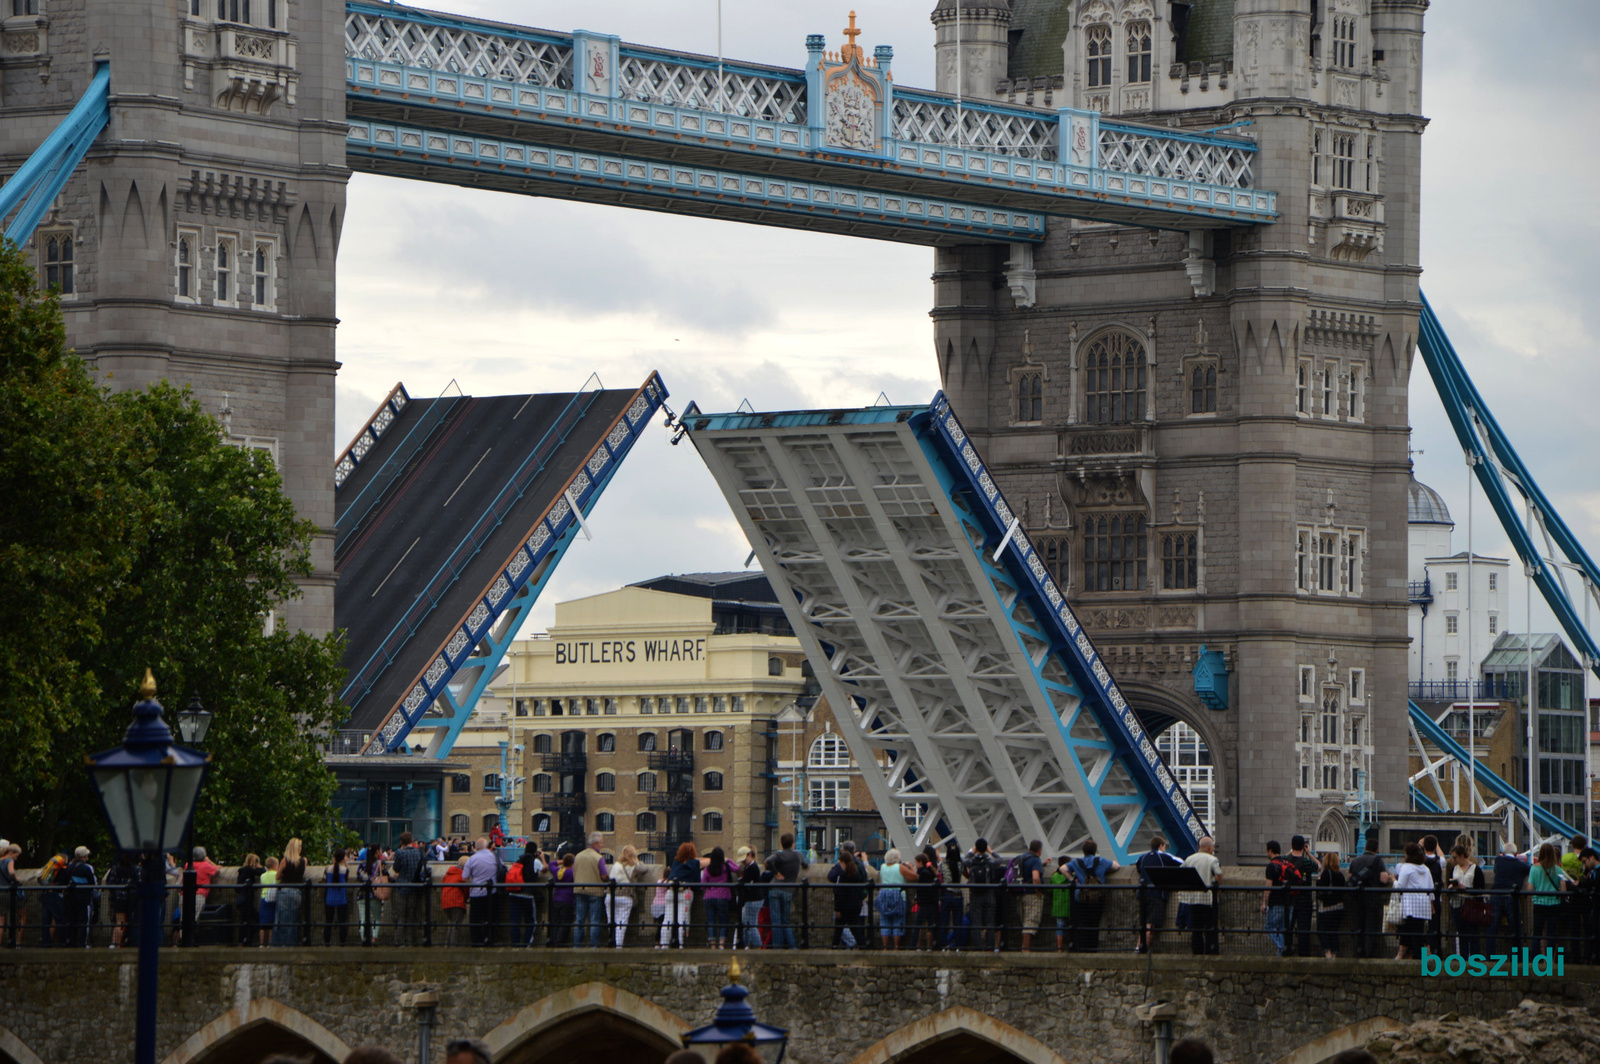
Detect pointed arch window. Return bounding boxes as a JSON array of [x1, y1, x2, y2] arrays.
[[1086, 25, 1113, 88], [1190, 361, 1217, 414], [1331, 16, 1357, 70], [1015, 371, 1042, 423], [42, 233, 74, 294], [1126, 22, 1152, 84], [176, 228, 199, 302], [1084, 330, 1147, 424]]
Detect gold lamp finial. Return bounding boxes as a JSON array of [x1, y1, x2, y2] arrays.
[[728, 956, 742, 982], [139, 669, 157, 699]]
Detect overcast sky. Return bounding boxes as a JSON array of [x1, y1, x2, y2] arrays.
[[334, 1, 1600, 643]]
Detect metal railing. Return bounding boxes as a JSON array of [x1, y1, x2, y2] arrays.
[[1409, 680, 1511, 703], [6, 876, 1595, 961]]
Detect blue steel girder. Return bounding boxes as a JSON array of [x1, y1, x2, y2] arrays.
[[344, 118, 1045, 246], [1417, 294, 1600, 680], [1, 63, 111, 245], [356, 373, 669, 754], [343, 2, 1277, 234]]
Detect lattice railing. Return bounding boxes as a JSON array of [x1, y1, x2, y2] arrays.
[[1098, 124, 1254, 188], [345, 10, 571, 87], [617, 53, 805, 124], [891, 94, 1058, 160]]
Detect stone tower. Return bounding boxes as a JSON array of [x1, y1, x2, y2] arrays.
[[930, 0, 1428, 860], [1, 1, 348, 634]]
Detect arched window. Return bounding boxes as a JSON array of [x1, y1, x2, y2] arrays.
[[1083, 513, 1147, 591], [1162, 532, 1198, 590], [533, 733, 552, 754], [1016, 372, 1042, 422], [482, 813, 500, 832], [483, 772, 501, 793], [703, 812, 724, 832], [450, 773, 471, 793], [532, 773, 552, 793], [215, 238, 233, 303], [808, 734, 851, 768], [532, 813, 551, 833], [1086, 24, 1112, 88], [597, 733, 616, 753], [638, 732, 658, 752], [704, 730, 724, 751], [1084, 330, 1147, 424], [636, 812, 658, 833], [703, 771, 724, 792], [176, 234, 194, 299], [1332, 16, 1357, 69], [450, 813, 469, 834], [637, 772, 658, 793], [595, 812, 615, 833], [595, 772, 616, 793], [1126, 21, 1152, 84], [1190, 362, 1217, 414]]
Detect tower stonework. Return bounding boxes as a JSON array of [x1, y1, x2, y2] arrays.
[[1, 1, 348, 634], [932, 0, 1428, 860]]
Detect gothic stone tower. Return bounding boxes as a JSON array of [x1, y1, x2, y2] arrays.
[[931, 0, 1427, 861], [1, 1, 347, 634]]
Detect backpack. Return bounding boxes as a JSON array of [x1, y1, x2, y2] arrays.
[[38, 854, 67, 887], [1003, 856, 1024, 887], [504, 861, 524, 894], [967, 853, 1003, 886], [1271, 856, 1307, 898], [67, 861, 96, 889], [1075, 857, 1108, 906]]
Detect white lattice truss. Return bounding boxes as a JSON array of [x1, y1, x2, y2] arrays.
[[345, 10, 572, 87], [693, 422, 1162, 857], [1407, 713, 1519, 844], [617, 55, 805, 124], [1098, 125, 1254, 188], [892, 96, 1058, 160]]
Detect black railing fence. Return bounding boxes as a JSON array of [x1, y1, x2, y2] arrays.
[[4, 877, 1596, 962]]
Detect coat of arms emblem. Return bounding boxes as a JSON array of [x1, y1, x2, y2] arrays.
[[821, 12, 881, 152]]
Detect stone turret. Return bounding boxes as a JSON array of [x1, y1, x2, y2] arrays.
[[931, 0, 1013, 101]]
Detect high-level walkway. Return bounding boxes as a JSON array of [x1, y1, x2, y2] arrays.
[[343, 2, 1277, 245]]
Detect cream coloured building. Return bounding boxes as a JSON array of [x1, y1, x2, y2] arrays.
[[475, 576, 820, 860]]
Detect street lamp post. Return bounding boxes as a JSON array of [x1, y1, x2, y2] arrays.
[[85, 671, 209, 1064], [681, 957, 789, 1063], [174, 693, 213, 947]]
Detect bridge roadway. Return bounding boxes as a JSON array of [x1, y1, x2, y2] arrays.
[[0, 949, 1593, 1064]]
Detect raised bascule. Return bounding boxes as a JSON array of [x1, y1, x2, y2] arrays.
[[0, 1, 1589, 855]]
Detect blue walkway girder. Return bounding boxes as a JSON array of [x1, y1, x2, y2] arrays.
[[343, 2, 1276, 239], [0, 63, 110, 246]]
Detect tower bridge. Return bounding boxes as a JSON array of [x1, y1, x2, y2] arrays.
[[2, 1, 1592, 861]]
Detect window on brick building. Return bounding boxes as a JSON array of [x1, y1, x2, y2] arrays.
[[214, 234, 237, 306], [450, 813, 469, 834], [1126, 21, 1152, 84], [40, 232, 74, 295], [703, 771, 724, 792], [1037, 535, 1069, 588], [636, 812, 657, 832], [482, 813, 500, 833], [450, 773, 471, 793], [1162, 532, 1198, 590], [532, 773, 551, 793], [1190, 361, 1217, 414], [595, 772, 615, 793], [1331, 16, 1357, 69], [533, 733, 552, 754], [1333, 134, 1356, 190], [1086, 25, 1112, 88], [595, 812, 615, 833], [1083, 513, 1146, 591], [702, 812, 724, 832], [1015, 371, 1042, 423], [1084, 330, 1147, 424]]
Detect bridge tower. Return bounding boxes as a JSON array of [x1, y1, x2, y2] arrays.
[[1, 1, 348, 633], [930, 0, 1428, 861]]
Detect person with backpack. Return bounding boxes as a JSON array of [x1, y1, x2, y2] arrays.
[[874, 847, 912, 950], [1069, 840, 1120, 952], [1261, 840, 1302, 956], [1049, 854, 1074, 952], [962, 838, 1004, 951], [939, 841, 966, 951], [390, 832, 431, 947], [1008, 840, 1046, 952], [104, 853, 139, 948], [1287, 835, 1321, 957], [233, 854, 262, 947], [826, 846, 869, 949], [462, 836, 497, 947], [63, 846, 98, 948], [509, 848, 544, 946], [36, 849, 68, 946], [1135, 836, 1181, 954], [1347, 838, 1391, 957], [914, 851, 943, 950], [440, 856, 469, 946]]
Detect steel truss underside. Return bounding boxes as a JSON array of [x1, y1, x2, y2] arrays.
[[687, 405, 1200, 861]]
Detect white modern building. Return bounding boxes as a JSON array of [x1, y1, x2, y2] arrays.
[[1408, 478, 1511, 699]]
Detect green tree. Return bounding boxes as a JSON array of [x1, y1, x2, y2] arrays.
[[0, 238, 347, 864]]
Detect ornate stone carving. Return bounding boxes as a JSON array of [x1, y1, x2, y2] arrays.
[[1084, 608, 1148, 629], [177, 170, 296, 222], [822, 13, 881, 152], [1157, 606, 1198, 628]]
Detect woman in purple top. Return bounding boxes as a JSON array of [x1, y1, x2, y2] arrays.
[[700, 847, 735, 949], [548, 854, 576, 948]]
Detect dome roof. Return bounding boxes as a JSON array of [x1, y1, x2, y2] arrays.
[[1408, 478, 1454, 526]]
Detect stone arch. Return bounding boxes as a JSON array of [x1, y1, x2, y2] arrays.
[[1316, 808, 1351, 853], [483, 982, 688, 1064], [0, 1027, 45, 1064], [1124, 682, 1230, 821], [160, 999, 350, 1064], [847, 1006, 1069, 1064], [1272, 1016, 1397, 1064]]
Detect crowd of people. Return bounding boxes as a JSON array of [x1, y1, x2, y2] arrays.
[[2, 828, 1596, 959]]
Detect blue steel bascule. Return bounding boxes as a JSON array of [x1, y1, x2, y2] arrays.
[[0, 3, 1591, 836]]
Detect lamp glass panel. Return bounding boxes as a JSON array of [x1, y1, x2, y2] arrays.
[[159, 764, 206, 851], [93, 767, 140, 851]]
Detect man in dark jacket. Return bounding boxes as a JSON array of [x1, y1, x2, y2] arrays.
[[63, 846, 98, 948], [1347, 839, 1390, 958], [962, 838, 1004, 951], [1288, 835, 1321, 957], [1488, 843, 1530, 955]]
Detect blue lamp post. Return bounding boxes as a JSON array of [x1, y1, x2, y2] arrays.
[[85, 671, 210, 1064], [681, 958, 789, 1063]]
